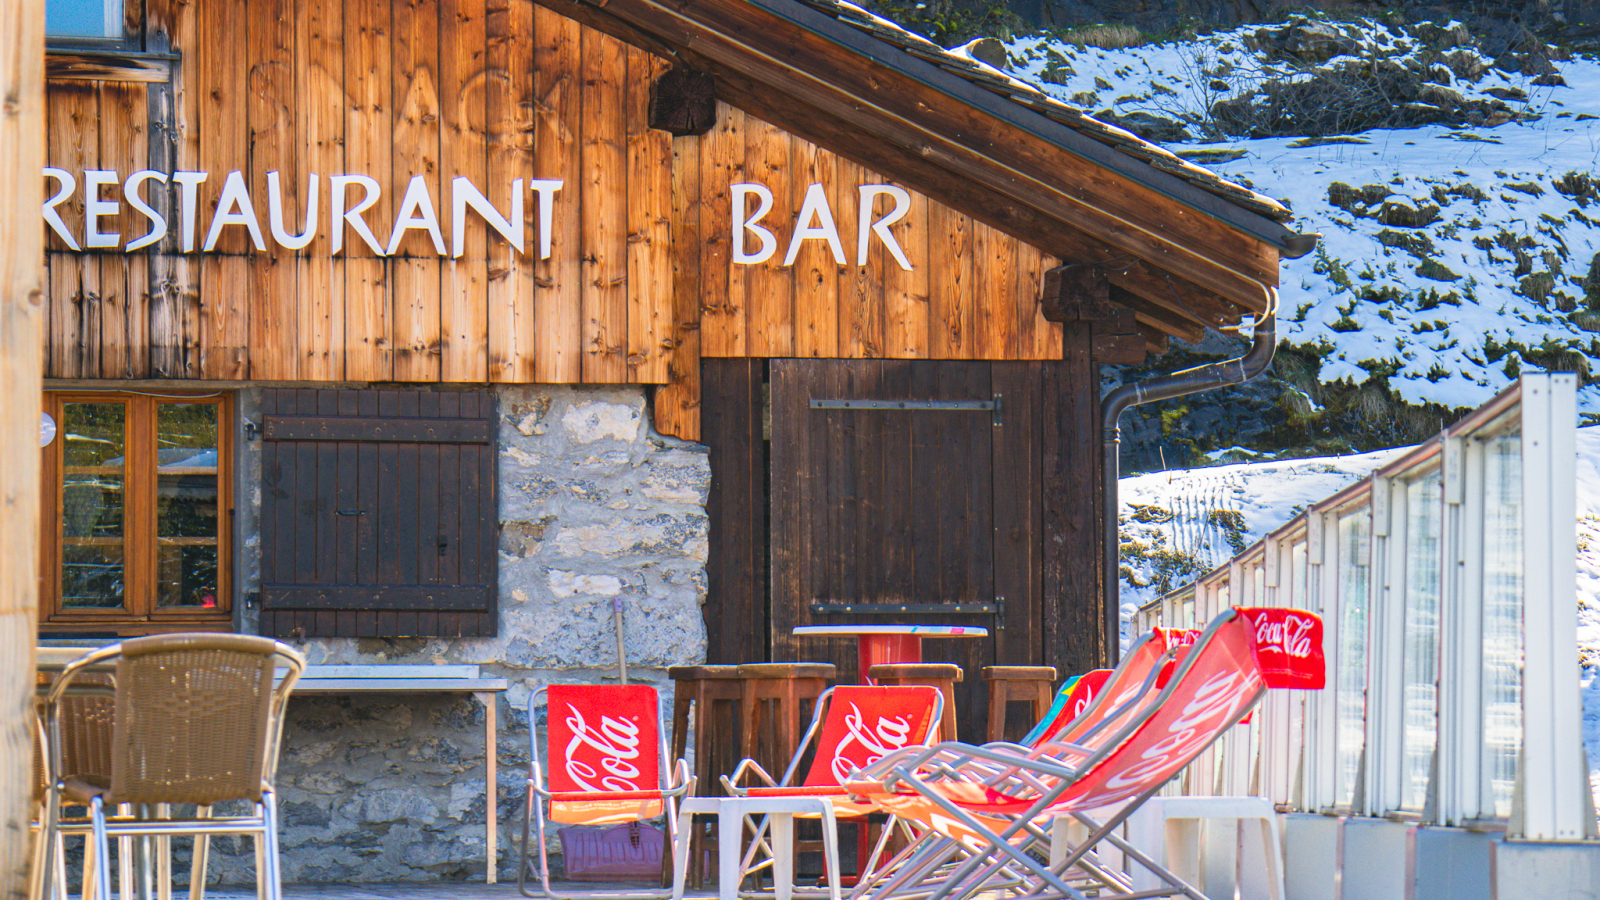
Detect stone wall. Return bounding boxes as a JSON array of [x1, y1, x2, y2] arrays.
[[213, 385, 709, 883]]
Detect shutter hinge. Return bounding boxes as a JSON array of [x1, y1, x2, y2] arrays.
[[245, 590, 260, 609], [243, 420, 261, 441]]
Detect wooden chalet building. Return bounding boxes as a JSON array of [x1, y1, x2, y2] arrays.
[[36, 0, 1313, 850]]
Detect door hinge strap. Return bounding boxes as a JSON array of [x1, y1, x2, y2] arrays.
[[809, 399, 995, 411], [810, 602, 998, 615]]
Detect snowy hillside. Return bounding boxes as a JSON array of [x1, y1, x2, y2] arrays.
[[1115, 430, 1600, 813], [1004, 18, 1600, 417]]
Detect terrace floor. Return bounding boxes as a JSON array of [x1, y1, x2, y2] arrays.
[[206, 884, 722, 900]]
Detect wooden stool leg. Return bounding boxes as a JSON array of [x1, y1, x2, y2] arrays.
[[741, 687, 763, 776], [939, 683, 958, 743], [986, 683, 1007, 744], [1032, 682, 1053, 728]]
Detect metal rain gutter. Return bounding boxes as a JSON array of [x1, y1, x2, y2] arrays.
[[1099, 302, 1278, 664]]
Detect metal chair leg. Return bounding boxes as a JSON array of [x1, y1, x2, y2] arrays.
[[155, 804, 171, 900]]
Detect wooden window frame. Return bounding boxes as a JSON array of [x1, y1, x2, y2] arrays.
[[40, 390, 234, 635]]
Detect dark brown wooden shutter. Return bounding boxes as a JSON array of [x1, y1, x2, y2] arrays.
[[258, 388, 498, 638]]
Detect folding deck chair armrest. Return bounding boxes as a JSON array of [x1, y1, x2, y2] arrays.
[[670, 757, 693, 793], [721, 757, 780, 796]]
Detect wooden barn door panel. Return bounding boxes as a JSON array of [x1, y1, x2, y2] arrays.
[[770, 359, 1042, 740]]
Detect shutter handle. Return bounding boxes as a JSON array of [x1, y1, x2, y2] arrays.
[[438, 536, 449, 556]]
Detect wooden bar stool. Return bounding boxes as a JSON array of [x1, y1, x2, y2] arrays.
[[867, 663, 962, 742], [665, 665, 746, 888], [735, 663, 835, 780], [983, 665, 1057, 743]]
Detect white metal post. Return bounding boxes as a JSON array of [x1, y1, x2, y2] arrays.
[[1513, 374, 1586, 840]]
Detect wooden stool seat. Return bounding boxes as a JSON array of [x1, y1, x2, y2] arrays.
[[868, 663, 963, 742], [666, 664, 748, 888], [735, 662, 836, 679], [982, 665, 1056, 743], [984, 665, 1056, 680]]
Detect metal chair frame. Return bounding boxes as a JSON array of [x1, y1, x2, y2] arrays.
[[519, 684, 692, 900]]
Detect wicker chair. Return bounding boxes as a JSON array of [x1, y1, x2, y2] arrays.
[[31, 666, 117, 900], [40, 634, 306, 900]]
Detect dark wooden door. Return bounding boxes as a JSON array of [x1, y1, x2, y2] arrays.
[[768, 359, 1045, 740]]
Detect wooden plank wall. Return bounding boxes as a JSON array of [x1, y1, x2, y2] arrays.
[[654, 102, 1063, 441], [42, 0, 673, 386]]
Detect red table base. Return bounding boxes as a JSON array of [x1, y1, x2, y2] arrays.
[[857, 634, 922, 682]]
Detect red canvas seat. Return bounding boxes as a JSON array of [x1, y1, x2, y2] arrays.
[[668, 685, 942, 900], [520, 684, 691, 900]]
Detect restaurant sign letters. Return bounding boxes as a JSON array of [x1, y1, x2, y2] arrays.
[[42, 168, 917, 270]]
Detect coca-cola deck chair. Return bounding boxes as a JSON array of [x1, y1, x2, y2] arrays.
[[844, 632, 1181, 900], [847, 608, 1322, 900], [520, 684, 692, 900], [670, 685, 943, 900]]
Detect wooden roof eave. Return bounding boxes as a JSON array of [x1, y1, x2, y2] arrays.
[[538, 0, 1283, 324]]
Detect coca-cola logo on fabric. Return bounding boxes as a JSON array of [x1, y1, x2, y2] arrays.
[[1235, 607, 1327, 690], [562, 707, 646, 793], [1070, 664, 1262, 808], [830, 703, 914, 783]]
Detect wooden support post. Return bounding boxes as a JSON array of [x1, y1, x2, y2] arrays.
[[1041, 266, 1114, 674], [0, 0, 46, 892]]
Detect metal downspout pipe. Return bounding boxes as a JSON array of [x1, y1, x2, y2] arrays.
[[1099, 298, 1278, 663]]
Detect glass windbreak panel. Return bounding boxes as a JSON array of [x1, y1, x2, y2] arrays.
[[155, 402, 220, 608], [1400, 475, 1443, 812], [1292, 541, 1308, 606], [61, 403, 126, 608], [1182, 596, 1195, 628], [1335, 510, 1371, 808], [47, 0, 122, 39], [1481, 430, 1523, 818]]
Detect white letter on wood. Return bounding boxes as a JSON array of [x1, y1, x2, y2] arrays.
[[386, 175, 446, 256], [267, 171, 319, 250], [732, 183, 777, 264], [783, 182, 845, 266], [330, 175, 385, 255], [453, 176, 523, 257], [203, 170, 267, 252], [172, 171, 207, 252], [124, 170, 169, 252], [857, 184, 913, 270], [42, 167, 80, 250], [84, 170, 121, 249], [530, 179, 562, 259]]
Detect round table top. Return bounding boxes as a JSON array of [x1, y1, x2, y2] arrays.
[[791, 624, 989, 637]]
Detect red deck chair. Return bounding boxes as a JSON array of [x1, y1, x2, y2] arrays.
[[670, 685, 942, 900], [520, 684, 692, 900], [847, 608, 1310, 900], [844, 632, 1181, 900]]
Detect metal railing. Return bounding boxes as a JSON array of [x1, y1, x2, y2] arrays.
[[1142, 374, 1595, 840]]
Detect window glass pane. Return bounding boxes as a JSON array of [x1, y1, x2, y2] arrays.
[[47, 0, 122, 39], [1401, 475, 1443, 812], [155, 402, 220, 608], [61, 403, 126, 608], [1335, 509, 1370, 808], [1481, 431, 1523, 818]]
